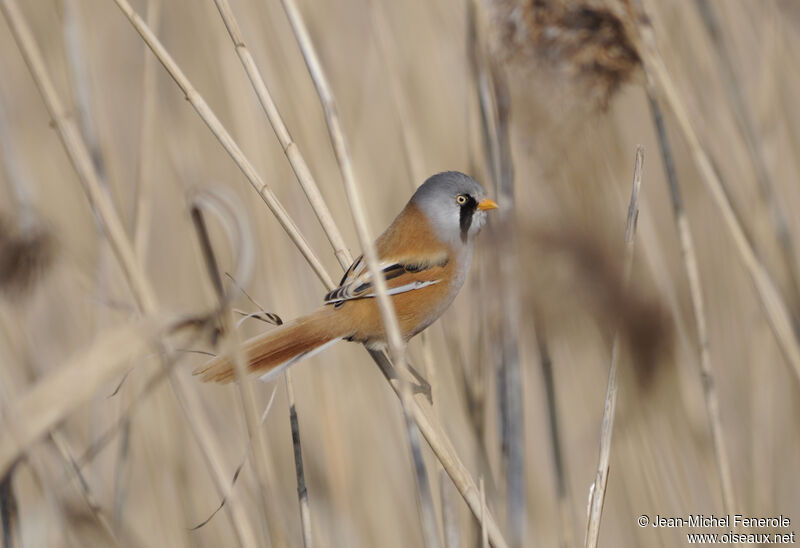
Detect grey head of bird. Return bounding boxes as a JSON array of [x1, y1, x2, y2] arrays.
[[411, 171, 498, 245]]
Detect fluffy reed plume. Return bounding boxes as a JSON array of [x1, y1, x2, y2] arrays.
[[485, 0, 640, 107], [0, 214, 53, 296]]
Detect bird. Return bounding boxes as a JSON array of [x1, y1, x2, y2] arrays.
[[196, 171, 498, 383]]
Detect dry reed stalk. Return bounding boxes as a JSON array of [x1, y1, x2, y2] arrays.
[[468, 0, 501, 189], [0, 324, 150, 548], [16, 453, 77, 545], [480, 477, 488, 548], [408, 394, 509, 548], [132, 0, 161, 263], [365, 13, 444, 472], [205, 6, 328, 542], [285, 378, 313, 548], [61, 0, 122, 406], [0, 0, 155, 312], [210, 0, 352, 271], [109, 0, 336, 290], [48, 432, 118, 546], [421, 330, 452, 542], [362, 0, 442, 471], [0, 370, 90, 547], [223, 280, 313, 546], [278, 2, 441, 546], [0, 319, 161, 548], [109, 2, 508, 545], [694, 0, 800, 308], [420, 332, 452, 547], [359, 8, 453, 533], [535, 326, 575, 548], [647, 93, 736, 514], [465, 2, 495, 464], [630, 1, 800, 386], [73, 366, 170, 470], [585, 145, 644, 548], [0, 3, 265, 544], [0, 354, 23, 548], [118, 0, 161, 526], [440, 469, 460, 548], [0, 316, 123, 544], [0, 331, 38, 548], [75, 353, 265, 548], [111, 404, 130, 529], [165, 365, 265, 548], [0, 469, 16, 548], [65, 1, 142, 526], [0, 320, 165, 476], [468, 4, 525, 543], [490, 64, 526, 548], [190, 196, 286, 546], [61, 0, 107, 182]]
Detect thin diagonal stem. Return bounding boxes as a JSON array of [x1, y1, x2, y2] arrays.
[[286, 379, 313, 548], [110, 0, 336, 290], [108, 1, 510, 545], [62, 0, 107, 182], [118, 0, 161, 528], [467, 4, 525, 542], [207, 5, 353, 542], [536, 325, 575, 548], [585, 146, 644, 548], [132, 0, 161, 263], [0, 467, 15, 548], [694, 0, 800, 309], [210, 0, 352, 270], [648, 92, 736, 514], [0, 2, 262, 545], [49, 432, 119, 546], [0, 0, 155, 312], [191, 201, 282, 546], [632, 0, 800, 386], [278, 2, 441, 547]]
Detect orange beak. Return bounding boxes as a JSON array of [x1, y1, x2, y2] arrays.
[[477, 198, 499, 211]]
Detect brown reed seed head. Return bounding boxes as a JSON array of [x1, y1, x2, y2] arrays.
[[487, 0, 641, 107], [0, 214, 55, 296]]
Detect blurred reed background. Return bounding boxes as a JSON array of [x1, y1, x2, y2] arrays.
[[1, 0, 799, 546]]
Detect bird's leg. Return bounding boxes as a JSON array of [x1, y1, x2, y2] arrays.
[[406, 361, 432, 402], [367, 349, 433, 403]]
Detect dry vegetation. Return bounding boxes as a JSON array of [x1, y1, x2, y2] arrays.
[[1, 0, 799, 547]]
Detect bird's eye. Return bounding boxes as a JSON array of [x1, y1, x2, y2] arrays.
[[456, 195, 467, 205]]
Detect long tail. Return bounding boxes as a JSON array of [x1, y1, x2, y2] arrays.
[[195, 307, 346, 383]]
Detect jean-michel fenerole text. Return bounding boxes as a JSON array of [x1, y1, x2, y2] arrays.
[[651, 514, 791, 529]]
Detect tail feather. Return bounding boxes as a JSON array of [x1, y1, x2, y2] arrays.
[[195, 307, 344, 383]]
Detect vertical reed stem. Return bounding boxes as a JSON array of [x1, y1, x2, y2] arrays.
[[647, 92, 736, 515], [277, 2, 441, 546], [585, 146, 645, 548]]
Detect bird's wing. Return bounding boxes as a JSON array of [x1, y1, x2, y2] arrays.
[[324, 252, 449, 306]]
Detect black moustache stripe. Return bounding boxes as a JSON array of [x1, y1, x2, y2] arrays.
[[459, 195, 478, 243]]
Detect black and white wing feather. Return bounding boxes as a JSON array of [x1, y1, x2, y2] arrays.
[[323, 254, 447, 307]]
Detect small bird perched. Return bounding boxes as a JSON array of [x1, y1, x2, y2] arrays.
[[196, 171, 498, 383]]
